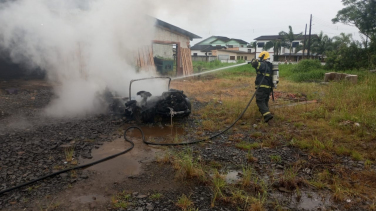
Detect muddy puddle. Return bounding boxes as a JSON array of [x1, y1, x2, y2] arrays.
[[79, 138, 150, 181], [53, 125, 186, 210], [224, 170, 241, 184], [272, 191, 332, 210], [127, 124, 186, 143], [79, 125, 185, 180]]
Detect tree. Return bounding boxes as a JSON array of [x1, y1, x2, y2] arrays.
[[264, 40, 282, 61], [333, 33, 353, 49], [332, 0, 376, 41], [312, 31, 333, 57], [250, 42, 257, 58], [279, 26, 302, 60]]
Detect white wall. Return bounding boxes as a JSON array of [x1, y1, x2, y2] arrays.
[[191, 50, 206, 56], [153, 44, 173, 59], [255, 39, 304, 62], [154, 26, 190, 48]]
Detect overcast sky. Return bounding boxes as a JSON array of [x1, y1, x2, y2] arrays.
[[154, 0, 361, 45]]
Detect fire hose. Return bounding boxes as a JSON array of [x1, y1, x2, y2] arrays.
[[0, 70, 266, 196]]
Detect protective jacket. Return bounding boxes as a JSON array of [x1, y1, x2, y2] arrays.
[[254, 61, 273, 89]]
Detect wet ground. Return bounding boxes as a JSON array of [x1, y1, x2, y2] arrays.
[[49, 136, 159, 210], [0, 79, 371, 210]]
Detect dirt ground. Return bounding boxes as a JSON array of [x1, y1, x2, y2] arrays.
[[0, 77, 375, 211]]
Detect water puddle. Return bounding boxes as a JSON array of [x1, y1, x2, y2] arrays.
[[79, 137, 158, 182], [271, 191, 331, 210], [225, 170, 241, 184], [127, 125, 186, 143], [54, 125, 183, 210], [295, 192, 331, 210]]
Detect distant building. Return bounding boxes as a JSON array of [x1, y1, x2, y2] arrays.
[[190, 36, 250, 56], [151, 18, 201, 75], [211, 49, 254, 62], [254, 34, 318, 62]]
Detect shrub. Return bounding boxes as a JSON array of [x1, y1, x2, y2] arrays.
[[279, 59, 325, 82], [291, 59, 322, 73]]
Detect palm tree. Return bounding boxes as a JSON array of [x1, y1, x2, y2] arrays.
[[264, 40, 282, 61], [333, 33, 353, 49], [250, 41, 257, 58], [279, 26, 302, 60], [312, 31, 333, 58]]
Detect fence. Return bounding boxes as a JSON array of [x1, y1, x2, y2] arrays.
[[191, 56, 217, 62]]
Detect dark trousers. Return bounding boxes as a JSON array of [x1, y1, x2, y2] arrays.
[[255, 87, 271, 116]]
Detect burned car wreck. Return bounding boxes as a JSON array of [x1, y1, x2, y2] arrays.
[[110, 77, 191, 123]]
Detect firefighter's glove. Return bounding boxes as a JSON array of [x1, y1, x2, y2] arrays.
[[251, 59, 259, 69]]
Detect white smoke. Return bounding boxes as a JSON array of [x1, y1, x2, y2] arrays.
[[0, 0, 171, 117]]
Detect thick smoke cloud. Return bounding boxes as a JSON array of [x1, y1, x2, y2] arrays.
[[0, 0, 168, 117]]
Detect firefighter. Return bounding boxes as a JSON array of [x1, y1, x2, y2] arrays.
[[250, 51, 273, 123]]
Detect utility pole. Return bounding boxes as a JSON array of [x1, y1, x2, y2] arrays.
[[307, 14, 312, 59], [303, 24, 307, 59]]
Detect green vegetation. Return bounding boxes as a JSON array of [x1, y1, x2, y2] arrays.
[[278, 60, 325, 82], [176, 194, 194, 210], [172, 148, 207, 182], [150, 193, 163, 200], [111, 191, 132, 209], [193, 60, 236, 73]]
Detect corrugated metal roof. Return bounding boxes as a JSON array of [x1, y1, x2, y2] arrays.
[[254, 34, 318, 41], [216, 49, 253, 54], [190, 45, 226, 52], [155, 18, 201, 40]]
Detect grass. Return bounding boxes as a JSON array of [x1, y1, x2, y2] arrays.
[[211, 170, 227, 207], [150, 193, 163, 200], [192, 60, 244, 73], [169, 61, 376, 209], [176, 194, 194, 210], [64, 146, 74, 162], [111, 191, 131, 209], [240, 166, 253, 188], [279, 167, 305, 191], [172, 148, 207, 182], [246, 150, 258, 163], [235, 142, 260, 151], [269, 155, 281, 163]]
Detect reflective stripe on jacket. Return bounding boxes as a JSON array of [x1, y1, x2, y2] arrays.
[[255, 61, 273, 88]]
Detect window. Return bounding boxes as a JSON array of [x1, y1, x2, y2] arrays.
[[208, 53, 212, 56], [257, 42, 264, 48], [292, 42, 299, 47], [193, 53, 198, 56], [245, 56, 248, 60], [237, 56, 240, 60], [241, 56, 243, 60], [230, 56, 235, 60], [228, 45, 233, 48], [248, 49, 252, 52], [241, 45, 244, 47]]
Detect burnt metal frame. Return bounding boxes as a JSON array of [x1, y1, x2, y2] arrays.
[[129, 76, 172, 100]]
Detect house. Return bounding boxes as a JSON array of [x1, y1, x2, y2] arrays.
[[191, 36, 250, 56], [211, 49, 255, 63], [0, 18, 201, 79], [253, 34, 318, 62], [190, 36, 253, 62], [135, 18, 202, 75], [190, 45, 226, 56]]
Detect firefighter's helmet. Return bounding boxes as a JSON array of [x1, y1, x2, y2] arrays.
[[258, 51, 270, 60]]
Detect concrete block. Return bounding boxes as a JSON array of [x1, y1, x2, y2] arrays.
[[334, 73, 347, 81], [324, 72, 336, 82], [345, 75, 358, 84]]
